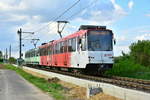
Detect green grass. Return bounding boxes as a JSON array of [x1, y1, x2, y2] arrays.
[[0, 59, 3, 63], [0, 62, 3, 64], [105, 58, 150, 80], [4, 64, 66, 100]]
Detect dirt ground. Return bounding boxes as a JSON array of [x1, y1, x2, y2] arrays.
[[58, 81, 121, 100], [0, 64, 5, 69], [24, 68, 122, 100]]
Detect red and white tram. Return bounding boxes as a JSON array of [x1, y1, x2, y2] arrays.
[[25, 25, 115, 74]]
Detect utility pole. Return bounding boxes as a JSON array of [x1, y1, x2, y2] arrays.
[[17, 28, 34, 65], [9, 45, 11, 58], [17, 28, 22, 59]]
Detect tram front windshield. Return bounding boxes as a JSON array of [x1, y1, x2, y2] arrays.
[[88, 30, 113, 51]]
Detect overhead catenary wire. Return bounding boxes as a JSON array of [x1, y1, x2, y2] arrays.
[[33, 0, 80, 33], [65, 0, 98, 20], [21, 0, 98, 49], [46, 0, 98, 34]]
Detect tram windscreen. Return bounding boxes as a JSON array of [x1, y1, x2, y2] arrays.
[[88, 30, 113, 51]]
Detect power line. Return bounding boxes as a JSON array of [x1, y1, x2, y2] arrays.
[[22, 0, 98, 45], [65, 0, 98, 20], [35, 0, 98, 36], [34, 0, 80, 33]]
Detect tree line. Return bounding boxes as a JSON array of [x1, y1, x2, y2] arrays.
[[0, 51, 16, 63], [116, 40, 150, 67], [129, 40, 150, 67]]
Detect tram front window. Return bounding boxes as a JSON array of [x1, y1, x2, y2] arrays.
[[88, 30, 113, 51]]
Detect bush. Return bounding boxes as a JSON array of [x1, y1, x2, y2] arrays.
[[8, 57, 16, 64], [105, 41, 150, 80], [130, 40, 150, 67], [105, 56, 150, 80]]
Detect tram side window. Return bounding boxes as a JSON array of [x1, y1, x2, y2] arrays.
[[40, 48, 45, 56], [58, 43, 60, 54], [28, 53, 29, 57], [68, 39, 72, 52], [48, 46, 51, 55], [44, 48, 46, 55], [46, 47, 48, 55], [55, 44, 57, 54], [30, 52, 31, 57], [55, 43, 59, 54], [54, 44, 59, 54], [64, 40, 67, 53], [81, 35, 86, 51], [41, 48, 44, 56], [31, 51, 33, 57], [40, 48, 42, 56], [43, 48, 46, 56], [53, 45, 55, 54], [27, 53, 29, 57], [72, 38, 76, 52], [32, 51, 34, 57], [60, 42, 64, 53], [44, 48, 47, 55], [30, 51, 32, 57], [36, 49, 39, 56], [77, 37, 80, 51], [50, 46, 52, 55], [25, 53, 26, 58]]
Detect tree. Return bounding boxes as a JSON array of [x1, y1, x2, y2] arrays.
[[129, 40, 150, 67], [0, 51, 2, 59], [8, 57, 16, 64]]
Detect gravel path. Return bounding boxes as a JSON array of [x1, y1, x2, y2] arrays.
[[0, 69, 54, 100]]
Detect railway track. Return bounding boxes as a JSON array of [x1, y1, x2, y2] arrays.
[[27, 66, 150, 93]]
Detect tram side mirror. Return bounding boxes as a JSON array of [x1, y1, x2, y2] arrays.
[[78, 38, 82, 44], [114, 39, 116, 45]]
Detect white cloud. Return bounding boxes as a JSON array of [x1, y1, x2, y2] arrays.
[[116, 36, 126, 41], [135, 34, 150, 41], [77, 0, 127, 26], [128, 0, 134, 9], [1, 14, 30, 22], [114, 45, 130, 56], [145, 14, 150, 17], [110, 0, 127, 16], [59, 0, 128, 27], [0, 1, 28, 11], [0, 0, 57, 12]]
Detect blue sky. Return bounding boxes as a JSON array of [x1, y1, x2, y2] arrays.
[[0, 0, 150, 58]]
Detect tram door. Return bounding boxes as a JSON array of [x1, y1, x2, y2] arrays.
[[77, 35, 87, 68]]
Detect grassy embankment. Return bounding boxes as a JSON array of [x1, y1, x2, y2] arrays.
[[105, 57, 150, 80], [4, 64, 66, 100]]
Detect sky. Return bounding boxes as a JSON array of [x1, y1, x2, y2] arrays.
[[0, 0, 150, 58]]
